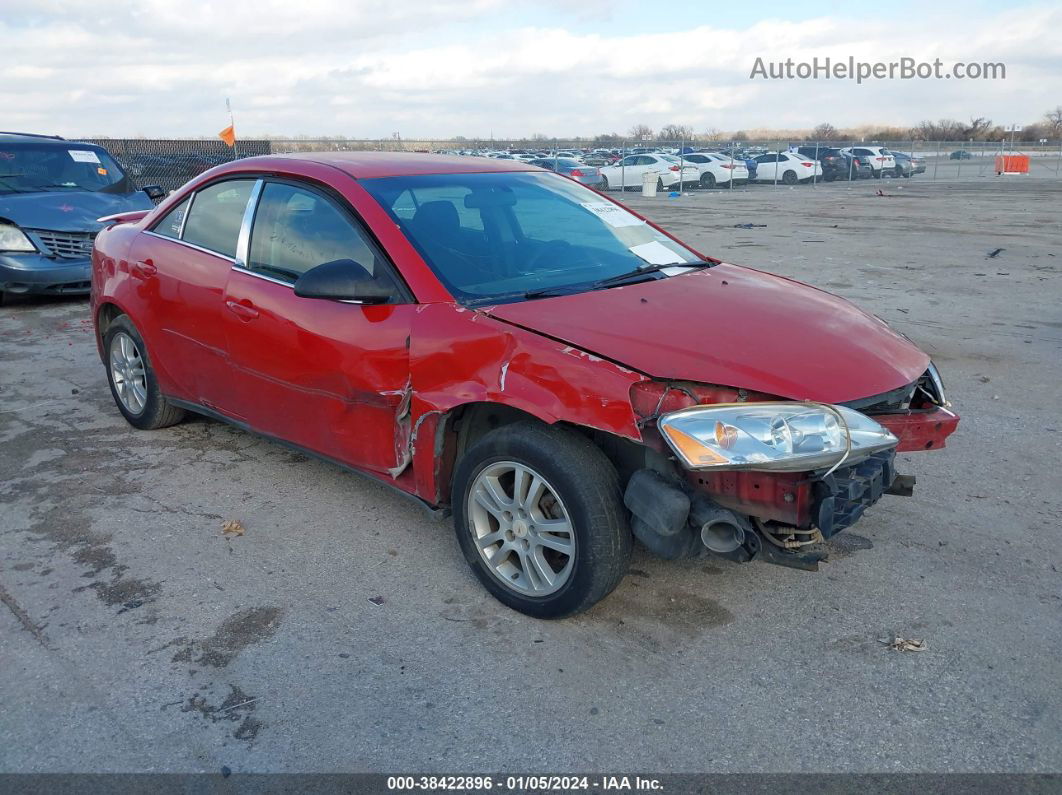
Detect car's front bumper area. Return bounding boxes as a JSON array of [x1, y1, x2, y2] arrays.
[[0, 253, 91, 296], [624, 403, 958, 570]]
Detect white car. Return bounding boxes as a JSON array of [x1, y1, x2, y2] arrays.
[[681, 152, 750, 188], [599, 154, 700, 191], [751, 152, 823, 184], [841, 146, 896, 178]]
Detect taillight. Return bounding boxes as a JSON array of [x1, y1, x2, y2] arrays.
[[721, 164, 734, 169], [570, 169, 585, 177], [669, 165, 680, 171], [801, 162, 813, 167]]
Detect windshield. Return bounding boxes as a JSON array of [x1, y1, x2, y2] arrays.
[[0, 144, 134, 195], [362, 171, 704, 305]]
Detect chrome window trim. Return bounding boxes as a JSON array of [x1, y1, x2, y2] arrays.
[[142, 230, 237, 263], [229, 265, 290, 289], [227, 265, 366, 304], [234, 179, 264, 269], [178, 192, 193, 239]]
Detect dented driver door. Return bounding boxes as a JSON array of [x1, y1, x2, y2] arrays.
[[220, 179, 413, 476]]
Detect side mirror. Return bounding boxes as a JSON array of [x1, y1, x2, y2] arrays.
[[142, 185, 166, 201], [293, 259, 394, 304]]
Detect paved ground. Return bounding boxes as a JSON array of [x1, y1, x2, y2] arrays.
[[1, 176, 1060, 774]]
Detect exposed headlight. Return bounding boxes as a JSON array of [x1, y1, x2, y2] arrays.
[[926, 361, 948, 406], [0, 222, 36, 253], [658, 402, 898, 472]]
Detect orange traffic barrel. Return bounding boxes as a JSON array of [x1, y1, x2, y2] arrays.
[[995, 154, 1030, 174]]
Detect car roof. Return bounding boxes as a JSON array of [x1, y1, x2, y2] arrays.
[[213, 151, 542, 179]]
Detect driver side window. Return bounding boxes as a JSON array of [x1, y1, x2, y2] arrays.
[[246, 182, 391, 288]]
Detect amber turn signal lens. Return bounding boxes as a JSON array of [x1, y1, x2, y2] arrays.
[[661, 425, 729, 466]]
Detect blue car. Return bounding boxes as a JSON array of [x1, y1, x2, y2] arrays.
[[0, 132, 163, 303]]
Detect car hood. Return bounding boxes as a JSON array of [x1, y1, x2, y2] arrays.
[[485, 264, 930, 404], [0, 190, 153, 233]]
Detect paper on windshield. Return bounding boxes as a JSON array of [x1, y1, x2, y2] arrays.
[[629, 240, 685, 265], [69, 149, 101, 164], [580, 202, 644, 228]]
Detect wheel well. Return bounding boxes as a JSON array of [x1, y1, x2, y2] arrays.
[[95, 303, 123, 359], [434, 402, 655, 505]]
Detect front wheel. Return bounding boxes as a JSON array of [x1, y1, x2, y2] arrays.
[[601, 175, 610, 191], [103, 314, 185, 430], [452, 422, 632, 618]]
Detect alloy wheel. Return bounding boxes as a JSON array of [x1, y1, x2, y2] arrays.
[[109, 331, 147, 415], [467, 460, 575, 596]]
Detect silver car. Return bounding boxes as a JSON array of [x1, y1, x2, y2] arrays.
[[528, 158, 604, 188]]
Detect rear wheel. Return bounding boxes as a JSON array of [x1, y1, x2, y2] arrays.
[[700, 172, 716, 189], [104, 315, 185, 430], [656, 177, 665, 192], [452, 422, 632, 618], [782, 170, 798, 185]]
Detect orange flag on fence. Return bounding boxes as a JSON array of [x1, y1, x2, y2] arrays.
[[218, 124, 236, 147]]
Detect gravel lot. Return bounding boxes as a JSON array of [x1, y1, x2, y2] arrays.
[[1, 176, 1060, 774]]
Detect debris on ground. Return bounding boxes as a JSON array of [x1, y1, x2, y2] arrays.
[[987, 248, 1005, 258], [880, 636, 927, 652], [368, 596, 384, 606], [875, 189, 889, 197], [733, 223, 767, 229], [221, 519, 245, 537]]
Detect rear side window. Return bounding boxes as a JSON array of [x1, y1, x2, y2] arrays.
[[152, 197, 189, 239], [182, 179, 254, 258], [247, 181, 389, 284]]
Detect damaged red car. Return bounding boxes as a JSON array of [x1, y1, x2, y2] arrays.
[[91, 153, 959, 618]]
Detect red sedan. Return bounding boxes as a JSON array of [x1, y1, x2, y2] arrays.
[[91, 153, 959, 617]]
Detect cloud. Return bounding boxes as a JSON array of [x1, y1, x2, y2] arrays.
[[2, 1, 1060, 138]]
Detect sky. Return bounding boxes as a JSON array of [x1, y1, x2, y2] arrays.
[[2, 0, 1060, 139]]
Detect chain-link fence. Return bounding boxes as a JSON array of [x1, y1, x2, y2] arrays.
[[80, 136, 1062, 199]]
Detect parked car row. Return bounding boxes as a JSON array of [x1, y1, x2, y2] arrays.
[[441, 144, 921, 190]]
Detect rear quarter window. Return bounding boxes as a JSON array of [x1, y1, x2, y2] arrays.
[[181, 180, 255, 258], [151, 197, 190, 239]]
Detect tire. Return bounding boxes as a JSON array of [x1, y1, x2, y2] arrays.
[[895, 167, 904, 178], [601, 175, 610, 191], [873, 169, 882, 179], [656, 178, 665, 192], [103, 314, 185, 430], [452, 422, 632, 619], [903, 171, 911, 178], [824, 173, 836, 182], [700, 172, 716, 189], [782, 170, 798, 185]]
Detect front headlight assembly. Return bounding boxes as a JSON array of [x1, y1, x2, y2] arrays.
[[658, 402, 898, 472], [0, 222, 36, 253]]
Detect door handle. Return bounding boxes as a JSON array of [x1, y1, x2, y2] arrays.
[[131, 259, 157, 279], [225, 300, 259, 321]]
